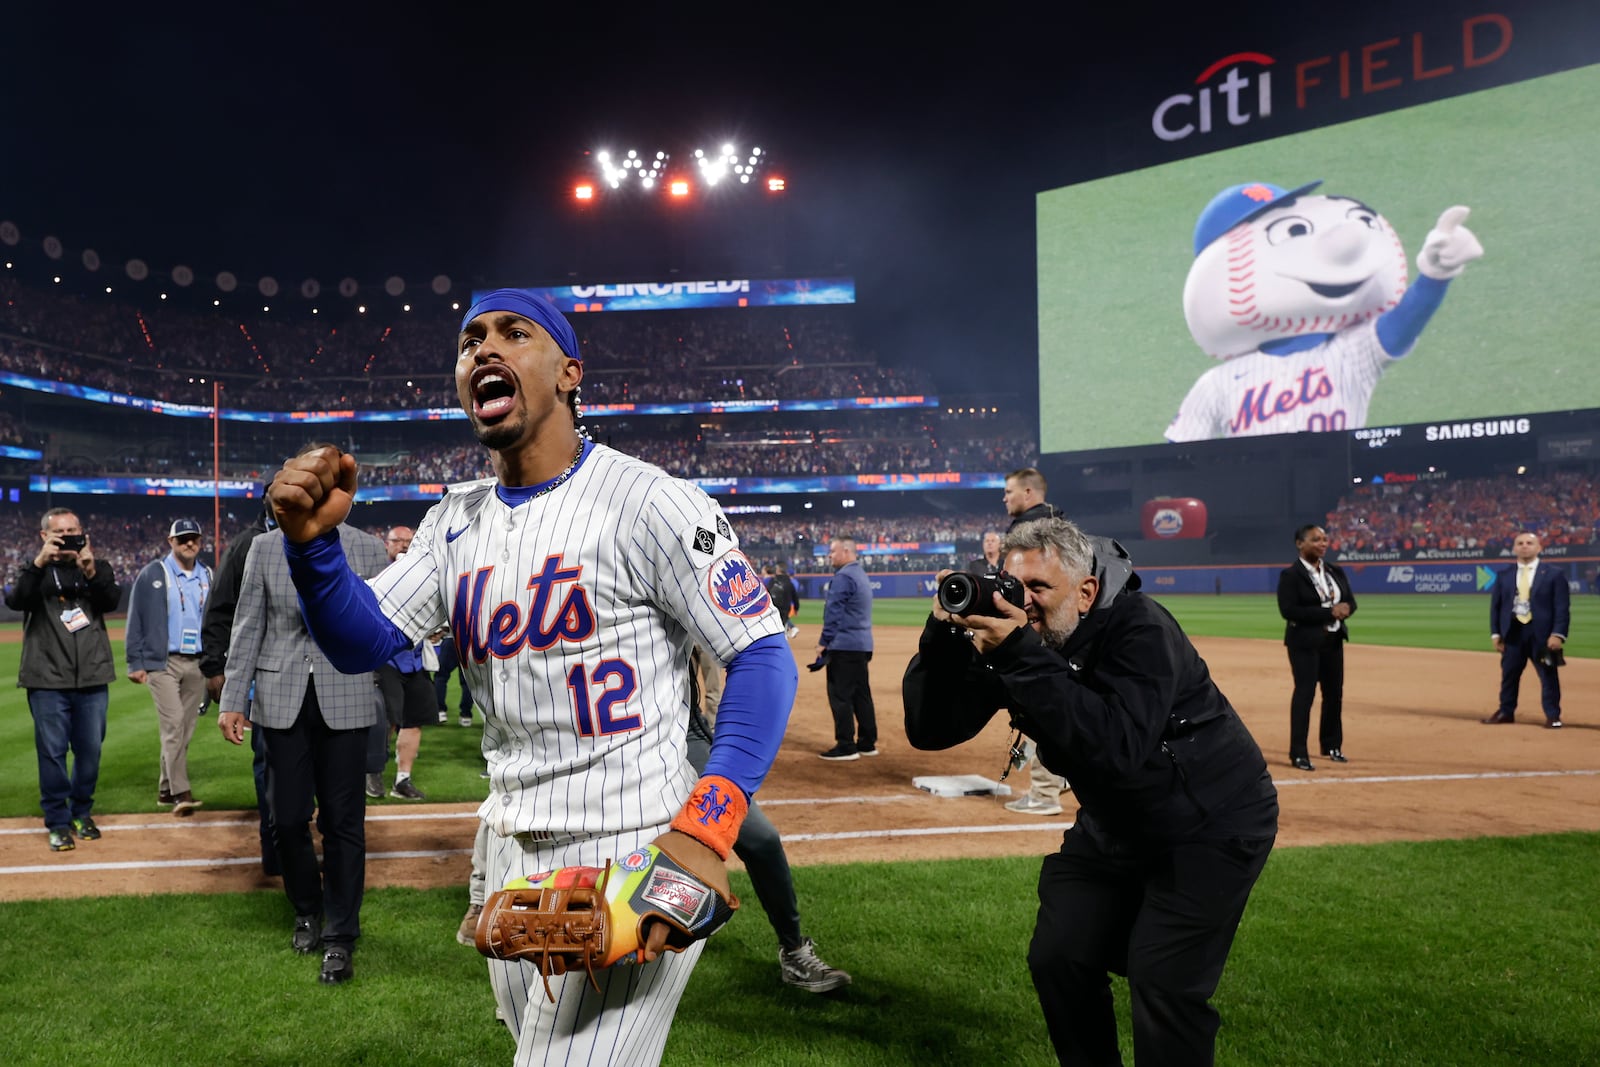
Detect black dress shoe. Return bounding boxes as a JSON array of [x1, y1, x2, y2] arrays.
[[1322, 749, 1349, 763], [319, 945, 354, 984], [1290, 756, 1315, 771], [292, 915, 322, 955], [1480, 711, 1515, 724]]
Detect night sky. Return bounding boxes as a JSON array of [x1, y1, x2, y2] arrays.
[[4, 4, 1590, 400]]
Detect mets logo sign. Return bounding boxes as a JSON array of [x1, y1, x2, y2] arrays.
[[709, 551, 771, 618], [1151, 508, 1185, 538]]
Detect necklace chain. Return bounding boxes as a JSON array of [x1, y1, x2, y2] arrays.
[[531, 440, 586, 500]]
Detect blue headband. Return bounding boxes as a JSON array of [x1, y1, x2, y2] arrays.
[[460, 289, 581, 362]]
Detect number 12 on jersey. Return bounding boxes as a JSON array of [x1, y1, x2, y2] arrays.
[[566, 660, 641, 736]]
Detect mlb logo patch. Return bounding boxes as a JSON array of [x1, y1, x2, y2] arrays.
[[708, 551, 772, 618]]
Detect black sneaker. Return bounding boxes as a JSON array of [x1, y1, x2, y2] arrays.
[[818, 744, 859, 761], [70, 816, 102, 841], [292, 915, 322, 955], [364, 773, 384, 800], [157, 790, 177, 806], [389, 778, 426, 801], [779, 937, 852, 993], [48, 827, 75, 851]]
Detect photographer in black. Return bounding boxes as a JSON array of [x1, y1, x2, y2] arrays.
[[903, 517, 1277, 1066]]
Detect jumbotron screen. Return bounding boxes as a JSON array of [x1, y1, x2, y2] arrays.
[[1036, 61, 1599, 455]]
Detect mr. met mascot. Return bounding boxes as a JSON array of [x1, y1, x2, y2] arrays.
[[1165, 181, 1483, 441]]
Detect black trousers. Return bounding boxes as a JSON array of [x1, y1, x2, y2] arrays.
[[261, 678, 368, 946], [1286, 631, 1344, 759], [1030, 825, 1274, 1066], [824, 650, 876, 750], [1498, 621, 1562, 720]]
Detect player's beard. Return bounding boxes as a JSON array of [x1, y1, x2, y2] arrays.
[[472, 416, 522, 452]]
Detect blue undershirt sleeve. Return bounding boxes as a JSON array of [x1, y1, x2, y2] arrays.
[[1376, 275, 1449, 356], [283, 530, 411, 672], [701, 632, 798, 799]]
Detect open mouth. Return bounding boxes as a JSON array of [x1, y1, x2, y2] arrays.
[[470, 366, 518, 420], [1305, 279, 1365, 299]]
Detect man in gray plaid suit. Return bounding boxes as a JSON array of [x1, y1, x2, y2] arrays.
[[217, 520, 389, 984]]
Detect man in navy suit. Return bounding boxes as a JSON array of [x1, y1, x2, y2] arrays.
[[1483, 532, 1570, 728]]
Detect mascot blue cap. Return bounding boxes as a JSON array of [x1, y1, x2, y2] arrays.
[[1192, 180, 1323, 256], [460, 289, 581, 362]]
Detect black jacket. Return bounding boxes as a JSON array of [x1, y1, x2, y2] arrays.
[[904, 540, 1276, 844], [1277, 559, 1356, 649], [6, 560, 121, 689], [765, 572, 798, 618], [199, 504, 273, 679]]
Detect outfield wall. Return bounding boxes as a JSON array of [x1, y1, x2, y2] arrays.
[[797, 559, 1598, 601]]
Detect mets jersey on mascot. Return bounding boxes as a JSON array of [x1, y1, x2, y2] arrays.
[[1166, 180, 1484, 441]]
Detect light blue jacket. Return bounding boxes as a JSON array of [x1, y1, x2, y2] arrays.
[[126, 555, 213, 673]]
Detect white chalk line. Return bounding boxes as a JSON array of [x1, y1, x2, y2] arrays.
[[5, 768, 1599, 877]]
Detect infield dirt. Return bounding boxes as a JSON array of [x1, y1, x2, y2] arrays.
[[3, 629, 1598, 902]]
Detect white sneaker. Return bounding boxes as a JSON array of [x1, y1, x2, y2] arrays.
[[1004, 794, 1063, 816], [786, 625, 800, 640]]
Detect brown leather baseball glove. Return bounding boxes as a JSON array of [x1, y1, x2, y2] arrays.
[[475, 830, 739, 1001]]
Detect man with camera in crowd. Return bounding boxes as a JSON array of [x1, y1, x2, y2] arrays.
[[7, 508, 122, 851], [904, 517, 1278, 1064]]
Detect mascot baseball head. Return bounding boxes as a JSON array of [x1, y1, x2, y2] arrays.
[[1182, 181, 1409, 359]]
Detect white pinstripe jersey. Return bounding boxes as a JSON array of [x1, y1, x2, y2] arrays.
[[368, 442, 784, 838], [1166, 320, 1402, 442]]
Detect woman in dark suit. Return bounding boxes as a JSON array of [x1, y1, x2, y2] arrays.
[[1277, 524, 1356, 771]]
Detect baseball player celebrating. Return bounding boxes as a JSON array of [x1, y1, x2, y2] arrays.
[[1167, 180, 1484, 441], [265, 289, 797, 1065]]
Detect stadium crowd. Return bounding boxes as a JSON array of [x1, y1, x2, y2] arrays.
[[30, 418, 1036, 487], [0, 505, 1002, 591], [0, 508, 255, 588], [0, 275, 936, 411], [1325, 472, 1600, 553]]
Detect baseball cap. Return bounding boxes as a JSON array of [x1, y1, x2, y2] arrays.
[[461, 289, 581, 362], [1192, 180, 1323, 255], [169, 518, 203, 539]]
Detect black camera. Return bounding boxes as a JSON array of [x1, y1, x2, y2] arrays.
[[58, 533, 87, 552], [938, 571, 1024, 617]]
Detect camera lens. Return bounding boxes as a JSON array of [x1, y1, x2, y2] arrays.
[[937, 572, 978, 615]]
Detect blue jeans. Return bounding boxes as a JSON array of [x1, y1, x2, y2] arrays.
[[28, 686, 109, 829]]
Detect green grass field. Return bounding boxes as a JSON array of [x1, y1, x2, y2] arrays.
[[3, 597, 1596, 1064]]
